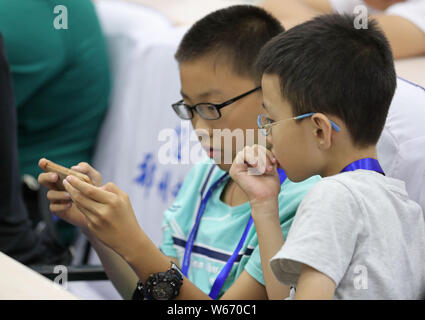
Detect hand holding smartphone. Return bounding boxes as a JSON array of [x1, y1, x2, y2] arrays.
[[40, 159, 93, 190]]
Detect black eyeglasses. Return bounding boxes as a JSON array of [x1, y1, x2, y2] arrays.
[[172, 86, 261, 120]]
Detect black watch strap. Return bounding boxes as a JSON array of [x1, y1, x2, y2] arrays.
[[131, 280, 145, 300], [170, 262, 184, 278]]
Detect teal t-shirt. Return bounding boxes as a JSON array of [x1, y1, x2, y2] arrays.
[[0, 0, 110, 177], [160, 158, 320, 298]]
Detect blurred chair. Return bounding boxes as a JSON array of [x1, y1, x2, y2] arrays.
[[377, 77, 425, 215]]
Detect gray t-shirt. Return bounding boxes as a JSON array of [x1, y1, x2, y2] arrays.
[[270, 170, 425, 299]]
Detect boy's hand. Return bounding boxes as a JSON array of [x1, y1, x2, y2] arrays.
[[38, 158, 103, 232], [230, 144, 281, 205], [62, 176, 142, 259]]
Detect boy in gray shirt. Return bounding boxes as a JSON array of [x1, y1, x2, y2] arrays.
[[230, 14, 425, 299]]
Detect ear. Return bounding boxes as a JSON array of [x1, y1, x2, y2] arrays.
[[310, 113, 333, 150]]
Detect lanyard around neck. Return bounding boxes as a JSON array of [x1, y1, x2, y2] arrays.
[[340, 158, 384, 175], [181, 166, 287, 299]]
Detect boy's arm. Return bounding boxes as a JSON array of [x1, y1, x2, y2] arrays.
[[63, 176, 269, 300], [129, 236, 269, 300], [84, 230, 180, 300], [111, 222, 268, 300], [369, 14, 425, 59], [83, 230, 139, 300], [98, 224, 268, 300], [228, 145, 292, 300], [250, 199, 291, 300], [260, 0, 425, 59], [84, 222, 213, 300], [294, 264, 336, 300]]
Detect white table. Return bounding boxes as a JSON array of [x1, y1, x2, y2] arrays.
[[0, 252, 78, 300]]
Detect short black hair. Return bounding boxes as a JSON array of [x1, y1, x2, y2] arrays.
[[175, 5, 284, 82], [256, 14, 397, 147]]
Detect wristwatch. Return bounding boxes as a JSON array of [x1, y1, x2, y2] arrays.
[[132, 262, 184, 300], [145, 262, 184, 300]]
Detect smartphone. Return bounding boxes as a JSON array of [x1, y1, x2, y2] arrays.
[[43, 160, 93, 189]]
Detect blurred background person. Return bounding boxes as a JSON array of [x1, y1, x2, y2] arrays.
[[259, 0, 425, 59], [0, 34, 71, 265], [0, 0, 110, 255], [123, 0, 425, 59]]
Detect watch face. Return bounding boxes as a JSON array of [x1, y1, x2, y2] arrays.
[[151, 281, 175, 300]]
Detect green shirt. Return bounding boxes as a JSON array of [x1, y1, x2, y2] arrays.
[[0, 0, 110, 177], [160, 158, 320, 298]]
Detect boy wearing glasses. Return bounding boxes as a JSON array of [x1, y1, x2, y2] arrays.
[[37, 6, 318, 299], [231, 14, 425, 299]]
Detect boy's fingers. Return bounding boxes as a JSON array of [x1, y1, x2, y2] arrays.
[[38, 172, 64, 190], [63, 179, 105, 215], [71, 166, 87, 173], [243, 147, 258, 167], [243, 147, 264, 175], [231, 151, 250, 177], [38, 158, 48, 170], [38, 159, 68, 190], [47, 190, 72, 201], [232, 145, 276, 176], [50, 204, 89, 230], [71, 162, 91, 173], [101, 182, 122, 195], [263, 147, 276, 164], [263, 151, 275, 171], [50, 203, 72, 213], [72, 162, 102, 186], [234, 149, 246, 166], [253, 146, 268, 171], [38, 172, 57, 183], [64, 176, 113, 204], [254, 145, 276, 172], [255, 145, 278, 174]]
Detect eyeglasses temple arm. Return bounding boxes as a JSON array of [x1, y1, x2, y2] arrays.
[[294, 113, 340, 132]]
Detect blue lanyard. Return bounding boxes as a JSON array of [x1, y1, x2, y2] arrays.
[[181, 171, 229, 277], [340, 158, 384, 175], [181, 166, 287, 300]]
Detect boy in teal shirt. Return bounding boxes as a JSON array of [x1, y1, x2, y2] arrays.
[[38, 5, 318, 299]]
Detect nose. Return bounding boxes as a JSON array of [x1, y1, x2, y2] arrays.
[[191, 112, 213, 139], [191, 111, 205, 130], [266, 133, 273, 148]]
